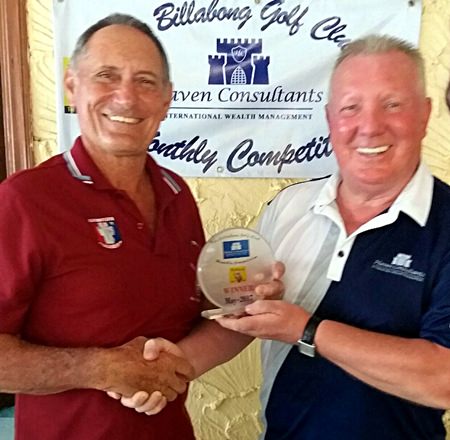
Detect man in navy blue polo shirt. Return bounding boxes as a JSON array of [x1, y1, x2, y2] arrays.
[[216, 35, 450, 439], [120, 34, 450, 438]]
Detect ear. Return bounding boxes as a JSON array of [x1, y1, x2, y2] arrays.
[[64, 67, 77, 106], [161, 81, 173, 120], [325, 103, 331, 125], [420, 97, 432, 136]]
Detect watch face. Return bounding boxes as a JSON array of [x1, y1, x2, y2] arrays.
[[299, 341, 316, 357]]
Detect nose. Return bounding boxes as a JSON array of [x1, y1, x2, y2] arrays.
[[112, 79, 137, 108], [359, 104, 385, 137]]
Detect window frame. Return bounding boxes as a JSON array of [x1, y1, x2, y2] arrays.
[[0, 0, 33, 175]]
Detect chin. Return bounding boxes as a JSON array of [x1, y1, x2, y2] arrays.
[[101, 137, 146, 154], [353, 172, 389, 186]]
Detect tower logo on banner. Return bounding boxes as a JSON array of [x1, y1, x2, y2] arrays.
[[208, 38, 270, 85]]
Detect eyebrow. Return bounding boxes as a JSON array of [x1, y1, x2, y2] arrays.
[[94, 65, 161, 78]]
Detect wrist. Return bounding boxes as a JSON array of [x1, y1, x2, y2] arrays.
[[176, 340, 199, 378], [296, 315, 323, 357], [85, 347, 119, 391]]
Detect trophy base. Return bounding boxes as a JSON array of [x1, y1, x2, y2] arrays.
[[201, 306, 248, 320]]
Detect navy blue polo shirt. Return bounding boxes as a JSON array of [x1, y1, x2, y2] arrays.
[[265, 178, 450, 440]]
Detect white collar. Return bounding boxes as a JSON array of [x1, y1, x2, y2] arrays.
[[312, 162, 433, 227]]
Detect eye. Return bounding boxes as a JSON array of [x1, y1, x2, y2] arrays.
[[94, 71, 117, 82], [136, 77, 158, 88], [339, 104, 358, 115], [384, 100, 401, 110]]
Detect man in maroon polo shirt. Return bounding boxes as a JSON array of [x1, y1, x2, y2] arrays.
[[0, 13, 270, 440]]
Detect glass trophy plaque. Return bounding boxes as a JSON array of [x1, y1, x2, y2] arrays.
[[197, 227, 275, 319]]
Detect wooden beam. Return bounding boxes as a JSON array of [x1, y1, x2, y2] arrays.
[[0, 0, 33, 175]]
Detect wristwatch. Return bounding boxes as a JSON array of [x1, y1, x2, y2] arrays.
[[297, 315, 323, 357]]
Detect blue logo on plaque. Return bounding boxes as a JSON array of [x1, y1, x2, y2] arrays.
[[208, 38, 270, 85], [223, 239, 250, 259]]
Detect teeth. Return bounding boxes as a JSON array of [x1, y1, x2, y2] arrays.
[[357, 145, 390, 155], [107, 115, 141, 124]]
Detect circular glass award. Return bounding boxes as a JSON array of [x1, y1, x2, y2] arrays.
[[197, 227, 275, 319]]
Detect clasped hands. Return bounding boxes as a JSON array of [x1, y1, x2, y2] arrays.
[[106, 337, 189, 415], [107, 261, 286, 415]]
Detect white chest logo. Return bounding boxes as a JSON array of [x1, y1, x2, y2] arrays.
[[391, 253, 412, 268], [88, 217, 123, 249]]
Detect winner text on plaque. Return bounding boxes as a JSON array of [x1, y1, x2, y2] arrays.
[[197, 227, 275, 319]]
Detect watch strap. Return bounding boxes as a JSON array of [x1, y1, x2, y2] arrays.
[[298, 315, 323, 357], [302, 315, 323, 344]]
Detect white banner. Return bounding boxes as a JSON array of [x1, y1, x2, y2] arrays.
[[53, 0, 422, 178]]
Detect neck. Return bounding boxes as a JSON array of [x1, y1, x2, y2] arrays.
[[337, 181, 405, 235], [90, 150, 148, 195], [88, 149, 156, 230]]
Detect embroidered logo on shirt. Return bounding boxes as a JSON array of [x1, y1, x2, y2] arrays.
[[371, 254, 425, 282], [391, 253, 412, 268], [88, 217, 122, 249]]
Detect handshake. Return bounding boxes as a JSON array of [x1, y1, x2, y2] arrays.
[[103, 261, 285, 416], [105, 337, 194, 416]]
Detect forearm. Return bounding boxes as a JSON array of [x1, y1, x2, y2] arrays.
[[217, 300, 450, 408], [0, 334, 107, 394], [178, 321, 253, 377], [316, 320, 450, 408]]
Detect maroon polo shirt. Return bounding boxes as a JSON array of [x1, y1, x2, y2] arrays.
[[0, 137, 204, 440]]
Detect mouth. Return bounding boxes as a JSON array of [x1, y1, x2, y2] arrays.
[[105, 114, 143, 124], [356, 145, 391, 155]]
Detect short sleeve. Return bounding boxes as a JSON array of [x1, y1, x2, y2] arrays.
[[0, 181, 43, 334], [420, 250, 450, 348]]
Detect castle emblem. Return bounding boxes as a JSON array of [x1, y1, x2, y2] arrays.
[[208, 38, 270, 85]]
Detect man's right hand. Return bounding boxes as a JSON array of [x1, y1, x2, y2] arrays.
[[102, 336, 194, 402], [106, 337, 187, 414]]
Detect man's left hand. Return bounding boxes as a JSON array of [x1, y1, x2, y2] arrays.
[[217, 300, 310, 343], [253, 261, 285, 300]]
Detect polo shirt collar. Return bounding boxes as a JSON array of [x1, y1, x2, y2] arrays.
[[63, 136, 182, 200], [312, 161, 433, 227], [63, 137, 106, 187], [390, 162, 433, 226]]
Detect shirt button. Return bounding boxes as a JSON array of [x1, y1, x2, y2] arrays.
[[137, 222, 144, 230], [337, 250, 344, 257]]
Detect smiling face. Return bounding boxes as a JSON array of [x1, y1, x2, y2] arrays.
[[326, 50, 431, 195], [64, 24, 172, 160]]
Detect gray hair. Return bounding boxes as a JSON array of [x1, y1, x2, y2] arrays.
[[70, 13, 170, 81], [333, 34, 426, 93]]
